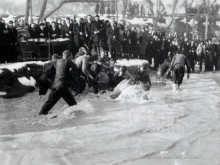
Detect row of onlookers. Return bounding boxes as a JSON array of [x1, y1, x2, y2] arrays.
[[0, 15, 220, 72]]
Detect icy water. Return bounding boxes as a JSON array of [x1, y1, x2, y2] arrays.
[[0, 72, 220, 165]]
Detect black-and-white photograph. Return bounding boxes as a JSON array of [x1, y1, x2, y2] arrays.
[[0, 0, 220, 164]]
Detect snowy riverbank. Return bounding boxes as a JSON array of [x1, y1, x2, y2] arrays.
[[0, 59, 149, 98], [0, 61, 45, 98]]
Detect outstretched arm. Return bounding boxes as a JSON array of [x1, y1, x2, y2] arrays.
[[170, 55, 176, 71], [125, 71, 134, 80], [82, 58, 93, 80]]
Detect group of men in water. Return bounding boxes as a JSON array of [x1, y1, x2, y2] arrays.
[[38, 44, 191, 115], [38, 47, 153, 115]]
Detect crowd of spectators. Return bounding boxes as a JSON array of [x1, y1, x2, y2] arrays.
[[0, 15, 220, 72]]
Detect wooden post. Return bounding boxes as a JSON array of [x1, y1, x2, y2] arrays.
[[205, 14, 209, 40]]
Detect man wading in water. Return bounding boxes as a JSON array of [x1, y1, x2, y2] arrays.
[[39, 50, 79, 115], [170, 48, 191, 90]]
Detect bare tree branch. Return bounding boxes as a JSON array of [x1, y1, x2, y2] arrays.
[[167, 0, 179, 29], [212, 0, 217, 6], [145, 0, 156, 27], [42, 0, 118, 20], [122, 0, 129, 20], [39, 0, 48, 21], [181, 0, 194, 12]]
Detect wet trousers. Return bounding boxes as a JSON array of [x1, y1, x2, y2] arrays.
[[40, 88, 77, 115], [173, 64, 185, 85]]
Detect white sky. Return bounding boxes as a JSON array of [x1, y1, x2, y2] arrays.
[[0, 0, 218, 15], [0, 0, 207, 6]]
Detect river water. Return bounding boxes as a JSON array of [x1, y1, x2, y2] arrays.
[[0, 71, 220, 165]]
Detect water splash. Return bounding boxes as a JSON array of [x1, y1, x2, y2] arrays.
[[111, 80, 150, 104], [36, 99, 95, 126]]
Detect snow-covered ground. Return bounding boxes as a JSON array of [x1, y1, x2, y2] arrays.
[[116, 59, 149, 67], [0, 61, 45, 72], [0, 59, 220, 165]]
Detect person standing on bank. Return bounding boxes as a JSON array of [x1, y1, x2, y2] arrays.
[[6, 21, 18, 62], [106, 17, 118, 61], [39, 50, 79, 115], [205, 39, 215, 71], [85, 15, 93, 50], [73, 18, 85, 55], [91, 15, 105, 55], [196, 41, 205, 73]]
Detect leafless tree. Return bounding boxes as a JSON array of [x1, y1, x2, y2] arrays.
[[25, 0, 31, 22], [145, 0, 156, 26], [181, 0, 194, 13], [39, 0, 48, 21], [167, 0, 179, 29], [122, 0, 129, 20], [145, 0, 178, 30]]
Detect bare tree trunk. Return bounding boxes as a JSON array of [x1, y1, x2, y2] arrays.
[[205, 14, 209, 40], [42, 1, 65, 20], [25, 0, 31, 23], [122, 0, 128, 20], [30, 0, 33, 24], [167, 0, 178, 29], [116, 2, 119, 22], [146, 0, 156, 27], [39, 0, 48, 21]]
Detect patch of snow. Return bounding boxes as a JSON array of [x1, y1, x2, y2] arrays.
[[0, 91, 7, 96], [116, 59, 149, 67], [0, 61, 46, 73], [160, 151, 169, 155], [126, 17, 153, 26], [2, 15, 16, 24], [18, 76, 36, 87], [77, 14, 87, 18]]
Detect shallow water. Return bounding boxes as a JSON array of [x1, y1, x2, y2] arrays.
[[0, 72, 220, 165]]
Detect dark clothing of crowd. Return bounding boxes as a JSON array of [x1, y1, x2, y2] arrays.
[[1, 17, 220, 73]]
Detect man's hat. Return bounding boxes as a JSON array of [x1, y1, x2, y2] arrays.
[[83, 44, 89, 50]]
